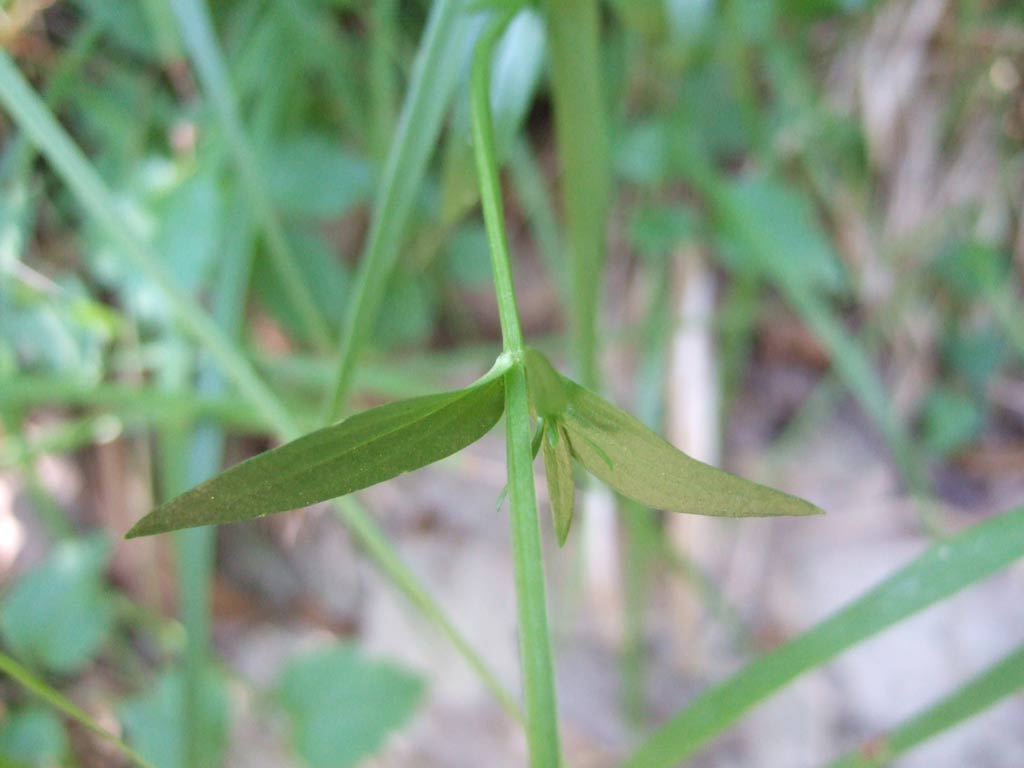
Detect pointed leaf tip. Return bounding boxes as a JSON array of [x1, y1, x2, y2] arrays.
[[542, 421, 576, 546], [126, 378, 506, 538], [559, 378, 824, 519]]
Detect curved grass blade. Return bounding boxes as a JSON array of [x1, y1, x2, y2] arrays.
[[127, 378, 505, 537], [827, 643, 1024, 768], [542, 421, 575, 547], [624, 505, 1024, 768], [560, 378, 823, 518]]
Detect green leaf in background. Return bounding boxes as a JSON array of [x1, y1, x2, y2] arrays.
[[0, 534, 116, 674], [942, 324, 1005, 392], [919, 387, 985, 457], [441, 223, 494, 288], [628, 203, 697, 259], [559, 377, 823, 518], [253, 229, 351, 338], [119, 667, 228, 768], [153, 169, 223, 297], [278, 645, 424, 768], [721, 174, 847, 293], [373, 272, 437, 349], [542, 421, 575, 547], [0, 707, 67, 767], [614, 118, 671, 186], [126, 376, 505, 537], [265, 135, 373, 219], [625, 504, 1024, 767]]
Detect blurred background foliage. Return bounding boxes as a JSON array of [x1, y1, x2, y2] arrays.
[[1, 0, 1023, 766]]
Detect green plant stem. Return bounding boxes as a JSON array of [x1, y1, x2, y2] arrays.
[[827, 644, 1024, 768], [369, 0, 398, 163], [170, 201, 254, 768], [624, 505, 1024, 768], [540, 0, 610, 389], [472, 14, 561, 766], [168, 0, 332, 350], [0, 50, 518, 722], [324, 0, 474, 421], [0, 650, 156, 768]]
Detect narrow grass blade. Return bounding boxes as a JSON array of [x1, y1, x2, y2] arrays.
[[560, 378, 823, 518], [324, 0, 476, 420], [168, 0, 332, 349], [167, 201, 255, 768], [827, 644, 1024, 768], [128, 378, 505, 537], [624, 505, 1024, 768], [0, 650, 156, 768]]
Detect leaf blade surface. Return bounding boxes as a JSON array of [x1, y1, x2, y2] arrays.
[[560, 378, 822, 518], [127, 378, 505, 537]]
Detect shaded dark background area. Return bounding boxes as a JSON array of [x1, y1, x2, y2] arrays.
[[1, 0, 1023, 766]]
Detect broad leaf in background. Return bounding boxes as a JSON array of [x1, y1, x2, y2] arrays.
[[253, 229, 351, 339], [919, 387, 985, 458], [0, 534, 116, 674], [126, 376, 505, 537], [278, 645, 424, 768], [560, 377, 823, 519], [265, 135, 372, 219], [373, 271, 438, 350], [0, 707, 68, 767], [119, 667, 228, 768], [719, 174, 847, 293]]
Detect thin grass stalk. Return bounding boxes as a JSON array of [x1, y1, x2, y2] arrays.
[[0, 651, 156, 768], [621, 258, 673, 725], [171, 201, 255, 768], [369, 0, 398, 163], [624, 505, 1024, 768], [471, 14, 562, 765], [827, 644, 1024, 768], [0, 50, 519, 721], [324, 0, 474, 421]]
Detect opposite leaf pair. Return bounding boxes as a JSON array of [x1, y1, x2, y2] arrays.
[[126, 351, 821, 540], [523, 350, 823, 546]]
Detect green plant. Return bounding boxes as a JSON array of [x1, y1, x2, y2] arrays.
[[3, 2, 1021, 766], [123, 10, 821, 766]]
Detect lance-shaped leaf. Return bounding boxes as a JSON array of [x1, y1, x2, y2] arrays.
[[560, 378, 823, 518], [127, 378, 505, 537], [542, 421, 575, 547]]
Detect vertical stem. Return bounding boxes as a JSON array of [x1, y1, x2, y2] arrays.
[[541, 0, 610, 389], [471, 15, 562, 767], [369, 0, 398, 163]]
